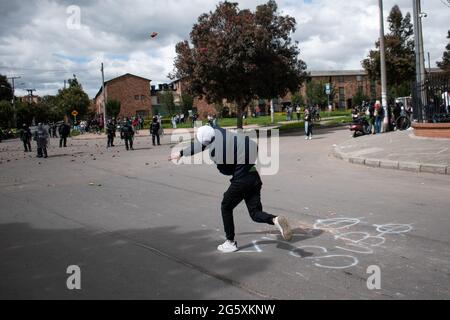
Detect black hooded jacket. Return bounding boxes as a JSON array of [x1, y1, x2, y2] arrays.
[[180, 127, 257, 181]]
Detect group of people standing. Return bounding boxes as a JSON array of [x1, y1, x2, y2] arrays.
[[18, 121, 72, 158], [104, 115, 163, 151], [352, 100, 387, 134]]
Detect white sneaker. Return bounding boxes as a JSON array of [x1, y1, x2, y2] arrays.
[[309, 136, 312, 140], [217, 240, 238, 253], [305, 136, 308, 140], [274, 216, 293, 241]]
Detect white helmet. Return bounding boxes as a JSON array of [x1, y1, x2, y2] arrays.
[[196, 125, 215, 146]]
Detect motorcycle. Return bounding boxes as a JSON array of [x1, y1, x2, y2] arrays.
[[349, 115, 371, 137]]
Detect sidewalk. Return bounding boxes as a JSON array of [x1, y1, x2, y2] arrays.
[[333, 129, 450, 175]]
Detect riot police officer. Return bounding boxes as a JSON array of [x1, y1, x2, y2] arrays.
[[58, 122, 71, 148], [19, 124, 32, 152], [106, 120, 116, 148], [120, 118, 134, 151], [34, 123, 49, 158]]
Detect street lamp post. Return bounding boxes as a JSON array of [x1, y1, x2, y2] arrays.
[[378, 0, 388, 131], [413, 0, 427, 120]]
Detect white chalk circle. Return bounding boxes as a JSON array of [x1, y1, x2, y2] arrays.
[[314, 218, 361, 230], [374, 224, 412, 234]]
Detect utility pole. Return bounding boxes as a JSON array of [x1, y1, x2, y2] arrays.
[[413, 0, 426, 118], [378, 0, 388, 131], [101, 63, 107, 129], [270, 99, 274, 124], [7, 76, 21, 129]]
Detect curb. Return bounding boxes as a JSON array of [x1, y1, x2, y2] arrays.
[[333, 147, 450, 176]]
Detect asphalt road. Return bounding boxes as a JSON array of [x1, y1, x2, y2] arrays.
[[0, 127, 449, 299]]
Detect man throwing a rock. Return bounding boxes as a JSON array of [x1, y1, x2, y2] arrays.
[[169, 125, 292, 253]]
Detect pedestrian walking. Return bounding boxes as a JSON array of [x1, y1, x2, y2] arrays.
[[296, 105, 301, 121], [374, 100, 384, 134], [19, 124, 32, 152], [34, 123, 49, 158], [367, 102, 375, 134], [304, 107, 313, 140], [132, 117, 139, 134], [172, 115, 177, 129], [168, 125, 293, 253], [150, 116, 161, 146]]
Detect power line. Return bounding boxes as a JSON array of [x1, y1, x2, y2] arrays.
[[0, 65, 92, 73]]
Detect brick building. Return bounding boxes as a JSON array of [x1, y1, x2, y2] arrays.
[[93, 73, 152, 119], [158, 69, 382, 118], [296, 70, 382, 109]]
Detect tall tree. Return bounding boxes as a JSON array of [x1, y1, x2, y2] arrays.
[[106, 99, 121, 119], [0, 100, 13, 128], [172, 0, 307, 128], [291, 92, 304, 106], [56, 76, 90, 118], [362, 5, 415, 97], [436, 30, 450, 71], [305, 80, 335, 107], [159, 91, 176, 116], [0, 74, 13, 102], [181, 93, 194, 114]]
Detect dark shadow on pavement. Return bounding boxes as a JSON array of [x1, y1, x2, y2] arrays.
[[0, 223, 273, 300]]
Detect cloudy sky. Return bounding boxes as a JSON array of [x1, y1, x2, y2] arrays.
[[0, 0, 449, 98]]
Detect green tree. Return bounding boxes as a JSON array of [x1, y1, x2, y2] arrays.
[[437, 30, 450, 71], [172, 0, 307, 128], [159, 91, 176, 115], [0, 74, 13, 102], [362, 5, 415, 97], [352, 88, 369, 107], [181, 93, 194, 114], [15, 101, 35, 126], [305, 81, 335, 107], [291, 92, 304, 106], [56, 76, 90, 118], [106, 99, 121, 119], [0, 100, 13, 128]]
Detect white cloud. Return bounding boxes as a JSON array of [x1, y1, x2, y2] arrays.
[[0, 0, 448, 98]]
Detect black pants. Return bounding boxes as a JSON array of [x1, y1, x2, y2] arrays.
[[59, 136, 67, 148], [23, 140, 31, 152], [124, 138, 133, 150], [107, 135, 115, 147], [37, 147, 48, 158], [152, 134, 160, 146], [221, 172, 275, 241]]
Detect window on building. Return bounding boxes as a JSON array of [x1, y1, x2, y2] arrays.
[[358, 86, 364, 93], [338, 76, 345, 83], [135, 95, 140, 100], [356, 75, 362, 82], [141, 95, 145, 100]]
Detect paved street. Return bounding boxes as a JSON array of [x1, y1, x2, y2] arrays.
[[0, 127, 449, 299]]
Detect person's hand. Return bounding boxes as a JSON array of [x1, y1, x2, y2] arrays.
[[168, 153, 181, 162]]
